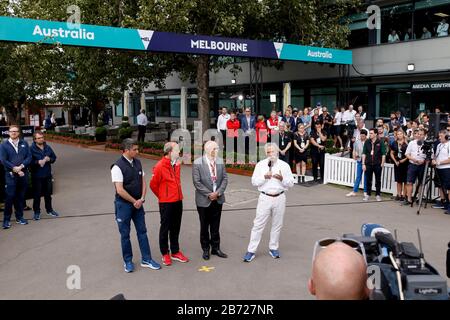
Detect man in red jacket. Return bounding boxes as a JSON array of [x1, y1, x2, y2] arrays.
[[150, 141, 189, 266]]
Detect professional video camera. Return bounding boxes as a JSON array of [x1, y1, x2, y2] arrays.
[[343, 224, 449, 300], [417, 139, 434, 160]]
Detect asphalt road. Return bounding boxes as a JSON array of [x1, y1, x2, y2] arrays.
[[0, 142, 449, 300]]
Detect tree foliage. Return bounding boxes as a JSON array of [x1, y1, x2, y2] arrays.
[[0, 0, 361, 127]]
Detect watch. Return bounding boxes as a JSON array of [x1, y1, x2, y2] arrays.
[[140, 198, 145, 203]]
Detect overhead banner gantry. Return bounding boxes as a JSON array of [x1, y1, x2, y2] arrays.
[[0, 16, 352, 65]]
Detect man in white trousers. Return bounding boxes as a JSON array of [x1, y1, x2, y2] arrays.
[[243, 143, 295, 262]]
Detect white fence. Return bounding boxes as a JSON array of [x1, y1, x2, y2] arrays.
[[323, 153, 440, 198]]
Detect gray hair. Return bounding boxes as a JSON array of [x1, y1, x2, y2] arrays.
[[163, 141, 177, 155], [204, 140, 218, 154], [121, 138, 137, 151], [264, 142, 279, 154]]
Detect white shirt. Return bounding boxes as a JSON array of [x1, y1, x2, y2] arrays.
[[251, 158, 294, 194], [388, 34, 400, 43], [137, 113, 148, 126], [435, 142, 450, 169], [437, 23, 449, 37], [111, 156, 145, 183], [342, 110, 355, 123], [405, 140, 426, 164], [334, 112, 343, 125], [359, 112, 366, 120], [8, 138, 20, 153], [217, 113, 230, 131], [204, 156, 218, 192]]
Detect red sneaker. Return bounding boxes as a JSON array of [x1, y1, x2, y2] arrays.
[[162, 254, 172, 266], [171, 251, 189, 263]]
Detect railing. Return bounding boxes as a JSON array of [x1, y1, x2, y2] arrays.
[[323, 153, 440, 198]]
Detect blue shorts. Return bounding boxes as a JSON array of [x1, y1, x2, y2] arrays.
[[406, 164, 425, 184], [436, 168, 450, 190]]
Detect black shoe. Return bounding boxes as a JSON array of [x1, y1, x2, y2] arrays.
[[211, 249, 228, 258], [302, 176, 305, 183], [202, 249, 210, 260]]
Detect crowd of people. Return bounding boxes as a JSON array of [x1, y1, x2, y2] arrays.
[[1, 126, 59, 229], [388, 18, 449, 43], [216, 103, 366, 182]]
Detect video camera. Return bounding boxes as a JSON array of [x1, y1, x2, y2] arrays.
[[343, 224, 449, 300], [417, 139, 435, 160]]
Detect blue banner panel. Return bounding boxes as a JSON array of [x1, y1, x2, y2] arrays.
[[0, 16, 352, 64]]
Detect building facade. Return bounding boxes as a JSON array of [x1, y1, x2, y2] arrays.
[[115, 0, 450, 126]]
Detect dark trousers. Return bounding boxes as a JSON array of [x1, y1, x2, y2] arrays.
[[115, 199, 152, 263], [138, 125, 146, 142], [311, 152, 325, 180], [197, 201, 223, 251], [365, 164, 382, 196], [159, 201, 183, 255], [220, 130, 227, 151], [4, 174, 27, 222], [32, 176, 53, 213]]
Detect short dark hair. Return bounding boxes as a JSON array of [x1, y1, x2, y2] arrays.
[[369, 128, 377, 134], [360, 129, 368, 136], [121, 138, 138, 151], [33, 130, 44, 139]]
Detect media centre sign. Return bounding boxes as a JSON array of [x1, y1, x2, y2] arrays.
[[0, 16, 352, 65], [412, 82, 450, 91]]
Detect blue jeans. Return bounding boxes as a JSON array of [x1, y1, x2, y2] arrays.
[[115, 199, 152, 263], [353, 160, 367, 193]]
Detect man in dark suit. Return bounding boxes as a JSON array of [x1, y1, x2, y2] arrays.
[[192, 140, 229, 260], [240, 108, 256, 155], [1, 125, 32, 229]]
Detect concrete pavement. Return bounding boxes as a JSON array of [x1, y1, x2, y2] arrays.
[[0, 142, 449, 300]]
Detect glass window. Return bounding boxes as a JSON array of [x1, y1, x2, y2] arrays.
[[260, 90, 281, 117], [115, 101, 123, 117], [156, 96, 170, 117], [376, 84, 411, 118], [310, 87, 337, 109], [170, 95, 181, 117]]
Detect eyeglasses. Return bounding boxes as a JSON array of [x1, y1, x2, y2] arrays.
[[312, 237, 367, 265], [9, 130, 19, 133]]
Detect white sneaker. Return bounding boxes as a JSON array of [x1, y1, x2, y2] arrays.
[[376, 195, 382, 202], [346, 192, 356, 197], [363, 195, 370, 201]]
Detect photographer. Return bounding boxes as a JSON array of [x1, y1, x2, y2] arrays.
[[432, 130, 450, 215], [403, 129, 427, 206]]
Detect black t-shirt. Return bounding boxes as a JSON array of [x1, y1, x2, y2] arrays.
[[279, 131, 292, 149], [390, 141, 408, 161], [295, 132, 309, 151], [319, 113, 333, 129], [310, 131, 326, 153]]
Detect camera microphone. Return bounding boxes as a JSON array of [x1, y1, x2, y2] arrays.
[[268, 160, 272, 172]]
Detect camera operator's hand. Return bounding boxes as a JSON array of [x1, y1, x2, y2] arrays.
[[432, 160, 437, 166]]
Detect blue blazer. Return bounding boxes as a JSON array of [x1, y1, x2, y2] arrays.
[[282, 116, 297, 131], [30, 142, 57, 178], [0, 139, 32, 173], [239, 115, 256, 132]]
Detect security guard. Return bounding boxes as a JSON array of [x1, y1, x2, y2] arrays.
[[111, 138, 161, 273], [1, 125, 32, 229]]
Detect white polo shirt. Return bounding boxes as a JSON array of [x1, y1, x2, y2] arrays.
[[111, 156, 145, 183], [251, 158, 294, 194], [435, 142, 450, 169], [405, 140, 426, 164]]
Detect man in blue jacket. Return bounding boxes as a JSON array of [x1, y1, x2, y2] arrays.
[[239, 108, 256, 155], [1, 125, 32, 229], [30, 131, 59, 221]]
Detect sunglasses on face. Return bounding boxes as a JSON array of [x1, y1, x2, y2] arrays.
[[312, 237, 367, 265]]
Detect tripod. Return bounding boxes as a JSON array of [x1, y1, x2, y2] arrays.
[[415, 158, 446, 215]]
